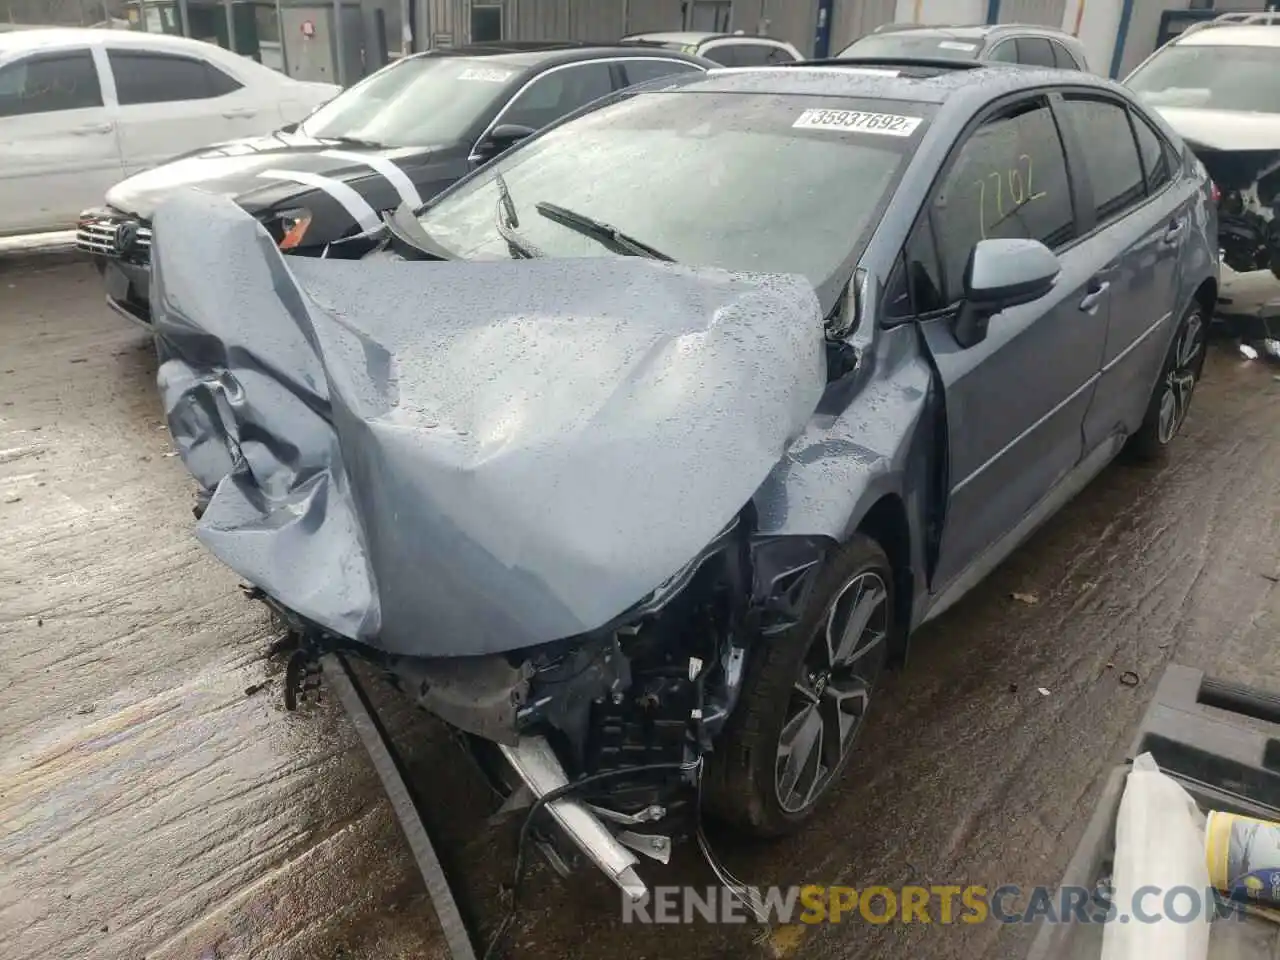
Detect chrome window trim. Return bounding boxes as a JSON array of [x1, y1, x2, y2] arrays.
[[467, 55, 708, 164]]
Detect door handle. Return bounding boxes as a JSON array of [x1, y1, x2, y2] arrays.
[[1162, 219, 1186, 245], [72, 123, 112, 135], [1079, 280, 1111, 312], [222, 109, 257, 119]]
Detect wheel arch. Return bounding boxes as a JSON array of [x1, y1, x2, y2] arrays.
[[1192, 275, 1217, 317], [854, 492, 914, 664]]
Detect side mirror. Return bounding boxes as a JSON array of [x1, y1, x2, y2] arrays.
[[954, 238, 1060, 348], [472, 123, 536, 163], [279, 122, 300, 134]]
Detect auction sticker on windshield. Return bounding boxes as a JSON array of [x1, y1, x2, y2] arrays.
[[458, 67, 515, 82], [793, 108, 922, 137]]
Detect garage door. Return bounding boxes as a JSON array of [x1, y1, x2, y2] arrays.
[[998, 0, 1066, 27]]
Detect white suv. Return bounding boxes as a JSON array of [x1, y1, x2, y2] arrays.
[[0, 28, 338, 236], [1126, 21, 1280, 276]]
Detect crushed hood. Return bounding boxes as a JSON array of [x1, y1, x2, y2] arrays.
[[151, 191, 826, 658]]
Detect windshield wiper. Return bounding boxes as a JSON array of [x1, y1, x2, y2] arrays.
[[534, 201, 674, 262], [494, 173, 542, 259]]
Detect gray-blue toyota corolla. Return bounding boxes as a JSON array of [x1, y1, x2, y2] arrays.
[[149, 57, 1218, 903]]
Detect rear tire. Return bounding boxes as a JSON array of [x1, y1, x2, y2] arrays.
[[1128, 299, 1206, 462], [704, 534, 893, 837]]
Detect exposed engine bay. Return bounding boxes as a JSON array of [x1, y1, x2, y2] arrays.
[[1192, 144, 1280, 277], [252, 507, 833, 901]]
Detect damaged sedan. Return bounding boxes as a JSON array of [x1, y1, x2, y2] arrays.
[[1125, 21, 1280, 277], [150, 59, 1218, 905]]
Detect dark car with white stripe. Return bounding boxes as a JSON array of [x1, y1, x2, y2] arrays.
[[76, 41, 710, 325]]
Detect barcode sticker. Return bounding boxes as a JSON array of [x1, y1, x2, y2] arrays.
[[792, 108, 922, 137], [458, 67, 515, 82]]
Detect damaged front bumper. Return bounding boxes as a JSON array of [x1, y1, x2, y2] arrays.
[[258, 517, 830, 899]]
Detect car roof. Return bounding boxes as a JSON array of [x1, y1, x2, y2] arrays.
[[860, 22, 1077, 41], [677, 60, 1119, 105], [0, 26, 240, 57], [621, 31, 789, 46], [1175, 24, 1280, 47], [420, 41, 707, 68], [621, 31, 725, 45]]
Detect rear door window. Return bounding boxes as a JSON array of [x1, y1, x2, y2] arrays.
[[1049, 40, 1081, 70], [931, 97, 1075, 304], [108, 50, 242, 104], [0, 51, 102, 116], [1060, 97, 1146, 224], [987, 41, 1018, 63], [700, 44, 740, 67], [1132, 110, 1174, 193], [729, 44, 773, 66], [726, 43, 794, 66], [1015, 37, 1057, 67], [621, 59, 702, 86]]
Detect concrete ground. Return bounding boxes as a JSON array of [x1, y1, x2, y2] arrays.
[[2, 254, 1279, 960]]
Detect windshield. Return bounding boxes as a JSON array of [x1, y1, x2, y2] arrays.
[[416, 91, 927, 300], [1126, 44, 1280, 113], [299, 56, 517, 147], [838, 33, 982, 60]]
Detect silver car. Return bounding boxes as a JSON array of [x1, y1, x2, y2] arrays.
[[150, 57, 1217, 902], [840, 22, 1092, 71]]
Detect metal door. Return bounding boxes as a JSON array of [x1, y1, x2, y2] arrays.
[[919, 95, 1108, 589]]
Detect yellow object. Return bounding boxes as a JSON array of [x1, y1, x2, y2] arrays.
[[1206, 810, 1280, 905]]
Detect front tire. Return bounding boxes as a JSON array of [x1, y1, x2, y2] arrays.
[[705, 535, 893, 837], [1129, 299, 1207, 461]]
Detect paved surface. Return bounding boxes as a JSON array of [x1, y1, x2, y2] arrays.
[[2, 255, 1279, 960]]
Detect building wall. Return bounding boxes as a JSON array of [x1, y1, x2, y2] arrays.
[[413, 0, 1275, 79], [831, 0, 895, 49], [998, 0, 1066, 26], [621, 0, 685, 33], [751, 0, 818, 54], [894, 0, 986, 24]]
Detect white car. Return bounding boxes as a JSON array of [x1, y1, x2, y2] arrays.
[[0, 28, 338, 236], [1125, 20, 1280, 276], [619, 31, 803, 66]]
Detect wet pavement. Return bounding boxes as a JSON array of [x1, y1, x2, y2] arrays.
[[2, 255, 1279, 960]]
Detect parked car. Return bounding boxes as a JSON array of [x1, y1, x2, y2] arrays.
[[0, 28, 337, 237], [150, 57, 1216, 901], [838, 23, 1091, 71], [620, 30, 802, 65], [1124, 20, 1280, 277], [78, 41, 710, 326]]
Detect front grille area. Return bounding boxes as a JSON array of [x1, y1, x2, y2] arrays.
[[76, 212, 152, 262]]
